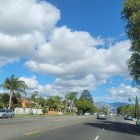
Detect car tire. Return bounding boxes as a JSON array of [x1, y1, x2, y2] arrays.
[[11, 115, 14, 118]]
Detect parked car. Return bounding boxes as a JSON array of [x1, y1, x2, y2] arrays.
[[126, 115, 133, 120], [84, 112, 91, 116], [97, 112, 106, 120], [0, 109, 15, 118], [136, 118, 140, 126], [76, 112, 83, 115], [124, 114, 128, 119], [124, 114, 133, 120]]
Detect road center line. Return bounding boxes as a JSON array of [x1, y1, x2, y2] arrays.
[[24, 118, 94, 136], [94, 136, 99, 140]]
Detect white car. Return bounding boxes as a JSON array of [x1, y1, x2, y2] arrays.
[[97, 112, 106, 120], [0, 109, 15, 118], [136, 118, 140, 126], [84, 112, 91, 116]]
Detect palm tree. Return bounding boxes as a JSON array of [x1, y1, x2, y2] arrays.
[[2, 75, 28, 109]]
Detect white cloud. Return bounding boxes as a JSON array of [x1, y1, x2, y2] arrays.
[[19, 76, 66, 97], [0, 0, 60, 65], [0, 0, 60, 35], [108, 83, 140, 102]]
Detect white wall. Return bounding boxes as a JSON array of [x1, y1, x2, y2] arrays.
[[15, 107, 43, 115]]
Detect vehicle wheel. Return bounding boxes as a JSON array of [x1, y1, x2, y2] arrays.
[[2, 115, 5, 118], [11, 115, 14, 118]]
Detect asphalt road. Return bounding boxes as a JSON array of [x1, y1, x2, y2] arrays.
[[0, 115, 140, 140]]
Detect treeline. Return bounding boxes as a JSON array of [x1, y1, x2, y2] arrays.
[[0, 75, 98, 114], [0, 90, 97, 114]]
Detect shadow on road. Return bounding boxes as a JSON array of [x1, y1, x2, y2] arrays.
[[85, 120, 140, 136]]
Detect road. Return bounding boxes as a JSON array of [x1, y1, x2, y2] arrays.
[[0, 115, 140, 140]]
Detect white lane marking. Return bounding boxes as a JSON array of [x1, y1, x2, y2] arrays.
[[94, 136, 99, 140]]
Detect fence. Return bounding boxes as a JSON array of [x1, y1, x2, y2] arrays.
[[15, 107, 43, 115]]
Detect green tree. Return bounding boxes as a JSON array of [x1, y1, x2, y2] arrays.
[[37, 96, 47, 108], [80, 90, 93, 104], [134, 96, 139, 118], [30, 91, 38, 102], [65, 92, 78, 102], [128, 98, 131, 103], [122, 0, 140, 86], [47, 96, 64, 111], [75, 98, 96, 114], [2, 75, 28, 109]]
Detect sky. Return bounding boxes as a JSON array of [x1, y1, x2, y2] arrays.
[[0, 0, 139, 103]]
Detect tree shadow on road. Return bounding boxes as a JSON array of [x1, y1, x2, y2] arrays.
[[84, 120, 140, 136]]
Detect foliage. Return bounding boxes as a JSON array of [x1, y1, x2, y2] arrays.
[[37, 96, 47, 108], [65, 92, 78, 102], [128, 52, 140, 86], [2, 75, 28, 109], [134, 96, 140, 118], [80, 90, 93, 104], [47, 96, 64, 111], [117, 105, 135, 116], [122, 0, 140, 86], [30, 91, 38, 102]]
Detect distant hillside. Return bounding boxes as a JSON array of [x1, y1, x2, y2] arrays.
[[95, 102, 128, 109]]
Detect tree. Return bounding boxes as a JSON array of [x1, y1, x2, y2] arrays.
[[128, 98, 131, 103], [65, 92, 78, 102], [122, 0, 140, 86], [80, 90, 93, 104], [134, 96, 139, 118], [75, 98, 95, 113], [47, 96, 64, 111], [2, 75, 28, 109], [128, 52, 140, 87], [30, 91, 38, 102]]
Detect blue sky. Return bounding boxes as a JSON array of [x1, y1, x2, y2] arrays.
[[0, 0, 139, 103]]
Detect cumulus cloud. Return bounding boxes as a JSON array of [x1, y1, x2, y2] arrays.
[[0, 0, 60, 35], [108, 84, 140, 102], [19, 76, 67, 97], [0, 0, 60, 65], [25, 34, 131, 88]]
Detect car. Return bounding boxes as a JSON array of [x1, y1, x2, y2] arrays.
[[97, 112, 106, 120], [136, 118, 140, 126], [124, 114, 133, 120], [76, 112, 83, 115], [84, 112, 91, 116], [0, 109, 15, 118], [124, 114, 128, 119], [126, 115, 133, 120]]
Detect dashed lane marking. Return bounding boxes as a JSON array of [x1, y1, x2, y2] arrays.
[[94, 136, 99, 140]]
